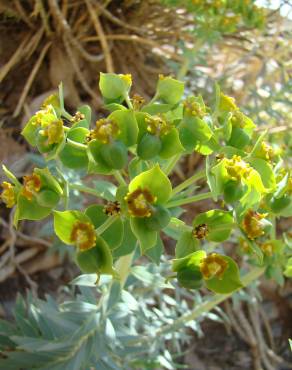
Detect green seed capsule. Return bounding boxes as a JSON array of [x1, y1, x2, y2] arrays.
[[137, 133, 162, 160], [223, 180, 246, 203], [36, 189, 59, 208], [177, 267, 203, 290], [144, 205, 171, 231], [227, 127, 250, 149], [100, 140, 128, 169], [269, 195, 291, 213]]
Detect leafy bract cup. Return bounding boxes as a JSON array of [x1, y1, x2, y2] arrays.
[[124, 165, 172, 253], [53, 210, 116, 277], [172, 251, 242, 294], [1, 166, 62, 225]]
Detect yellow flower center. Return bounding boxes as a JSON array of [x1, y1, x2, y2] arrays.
[[88, 118, 120, 144], [183, 97, 206, 118], [70, 111, 85, 124], [125, 188, 156, 217], [41, 119, 64, 145], [132, 94, 145, 111], [193, 223, 209, 239], [22, 174, 42, 201], [146, 115, 171, 136], [103, 201, 121, 216], [242, 209, 267, 240], [200, 253, 228, 280], [260, 242, 274, 256], [0, 182, 16, 208], [70, 221, 96, 251], [225, 155, 252, 181]]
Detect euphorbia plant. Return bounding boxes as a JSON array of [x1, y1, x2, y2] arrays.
[[1, 73, 291, 295]]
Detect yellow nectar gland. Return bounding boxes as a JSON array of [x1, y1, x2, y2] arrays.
[[88, 118, 120, 144], [260, 142, 275, 161], [120, 74, 132, 86], [225, 155, 252, 181], [0, 182, 16, 208], [242, 209, 267, 240], [41, 119, 64, 145], [70, 221, 96, 251], [33, 106, 55, 126], [193, 223, 209, 240], [183, 97, 206, 119], [125, 188, 156, 218], [200, 253, 228, 280], [22, 174, 42, 201], [146, 115, 171, 137]]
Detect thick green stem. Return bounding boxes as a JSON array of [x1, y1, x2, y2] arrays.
[[113, 171, 127, 186], [124, 93, 133, 110], [66, 138, 87, 150], [136, 266, 265, 344], [69, 183, 104, 199], [172, 170, 206, 196], [96, 215, 118, 235], [163, 154, 181, 175], [166, 192, 213, 208]]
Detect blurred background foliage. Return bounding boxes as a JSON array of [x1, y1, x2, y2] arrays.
[[0, 1, 291, 369]]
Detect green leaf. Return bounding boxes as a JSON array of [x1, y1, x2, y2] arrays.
[[109, 109, 138, 147], [21, 116, 38, 146], [77, 105, 91, 128], [113, 220, 137, 258], [145, 237, 164, 265], [99, 72, 131, 101], [85, 205, 123, 249], [59, 128, 89, 169], [156, 76, 184, 105], [53, 210, 91, 245], [2, 165, 21, 189], [247, 158, 276, 191], [193, 209, 234, 242], [128, 165, 172, 204], [175, 231, 199, 258], [284, 257, 292, 278], [142, 103, 174, 115], [159, 128, 184, 159], [172, 250, 206, 272], [16, 194, 52, 222], [130, 217, 157, 253], [180, 116, 213, 151], [87, 140, 113, 174], [34, 168, 63, 196], [205, 256, 243, 294]]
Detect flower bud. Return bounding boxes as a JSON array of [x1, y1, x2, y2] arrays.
[[0, 182, 16, 208]]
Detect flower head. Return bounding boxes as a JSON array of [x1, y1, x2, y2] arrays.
[[103, 201, 121, 216], [259, 242, 274, 256], [132, 94, 145, 110], [242, 209, 267, 240], [183, 97, 207, 118], [193, 223, 209, 240], [88, 118, 120, 144], [22, 174, 42, 201], [40, 119, 64, 145], [145, 115, 171, 137], [125, 188, 156, 217], [70, 111, 85, 124], [225, 155, 252, 181], [70, 220, 96, 251], [200, 253, 228, 280], [0, 182, 16, 208]]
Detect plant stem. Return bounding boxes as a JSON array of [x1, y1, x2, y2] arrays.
[[113, 170, 127, 186], [136, 266, 265, 344], [69, 183, 103, 198], [166, 192, 213, 208], [124, 93, 133, 109], [163, 153, 181, 175], [96, 215, 118, 235], [66, 138, 87, 150], [172, 170, 206, 196]]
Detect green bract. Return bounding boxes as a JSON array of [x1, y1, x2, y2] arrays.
[[3, 72, 288, 297]]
